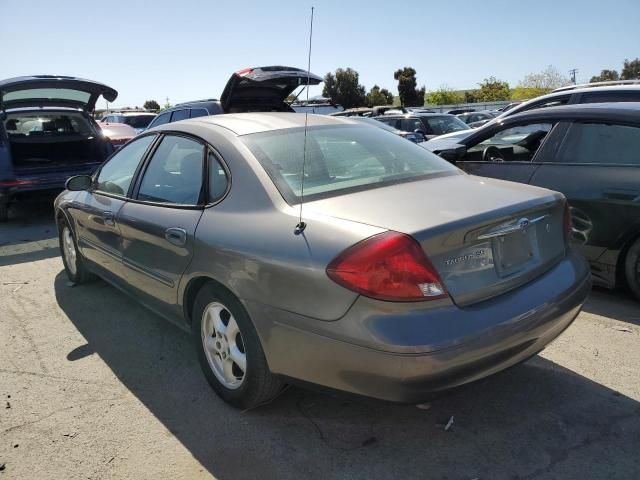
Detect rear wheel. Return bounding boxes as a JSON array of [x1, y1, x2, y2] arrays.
[[58, 217, 92, 284], [192, 283, 283, 409], [624, 238, 640, 300]]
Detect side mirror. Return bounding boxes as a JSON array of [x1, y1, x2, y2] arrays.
[[436, 145, 467, 164], [414, 129, 426, 135], [66, 175, 92, 191]]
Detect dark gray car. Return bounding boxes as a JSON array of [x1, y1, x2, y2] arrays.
[[54, 113, 590, 409]]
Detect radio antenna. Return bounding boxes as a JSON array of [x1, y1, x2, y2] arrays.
[[294, 6, 314, 235]]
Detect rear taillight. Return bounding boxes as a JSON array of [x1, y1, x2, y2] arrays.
[[0, 179, 35, 187], [326, 231, 447, 302], [235, 67, 253, 77], [563, 201, 572, 243]]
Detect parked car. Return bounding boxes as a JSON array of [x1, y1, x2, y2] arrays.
[[55, 112, 590, 408], [329, 106, 410, 117], [351, 116, 425, 142], [498, 101, 523, 112], [98, 122, 138, 149], [146, 66, 323, 129], [424, 102, 640, 298], [376, 113, 471, 140], [457, 110, 500, 128], [428, 83, 640, 144], [101, 111, 156, 133], [447, 108, 475, 115], [0, 75, 116, 221]]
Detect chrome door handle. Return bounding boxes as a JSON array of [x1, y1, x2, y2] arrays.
[[164, 227, 187, 246], [102, 211, 115, 226]]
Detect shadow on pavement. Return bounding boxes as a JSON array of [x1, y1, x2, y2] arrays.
[[54, 272, 640, 480], [583, 287, 640, 326], [0, 195, 59, 266]]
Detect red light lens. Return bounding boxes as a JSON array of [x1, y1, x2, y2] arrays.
[[235, 67, 253, 77], [326, 231, 447, 302], [0, 179, 35, 187]]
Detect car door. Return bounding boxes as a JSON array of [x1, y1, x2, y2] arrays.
[[457, 121, 559, 183], [70, 134, 157, 281], [116, 134, 207, 313], [529, 121, 640, 274]]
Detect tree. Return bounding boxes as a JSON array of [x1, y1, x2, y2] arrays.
[[590, 69, 619, 83], [621, 58, 640, 80], [322, 68, 366, 109], [464, 90, 479, 103], [143, 100, 160, 111], [394, 67, 426, 107], [517, 65, 570, 96], [425, 86, 464, 105], [476, 77, 510, 101], [365, 85, 394, 107]]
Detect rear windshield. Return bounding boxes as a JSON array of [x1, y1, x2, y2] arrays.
[[4, 88, 90, 104], [424, 116, 470, 135], [242, 125, 458, 203], [123, 115, 154, 129]]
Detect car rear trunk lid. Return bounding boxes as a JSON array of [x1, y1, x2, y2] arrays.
[[0, 75, 118, 112], [220, 66, 322, 112], [308, 174, 567, 306]]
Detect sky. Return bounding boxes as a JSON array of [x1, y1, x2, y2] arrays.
[[2, 0, 639, 108]]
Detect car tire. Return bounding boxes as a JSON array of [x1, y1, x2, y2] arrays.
[[192, 282, 283, 409], [624, 238, 640, 301], [58, 216, 92, 284], [0, 202, 8, 222]]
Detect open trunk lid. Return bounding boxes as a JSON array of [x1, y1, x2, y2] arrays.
[[220, 66, 322, 112], [0, 75, 118, 112], [308, 174, 567, 306]]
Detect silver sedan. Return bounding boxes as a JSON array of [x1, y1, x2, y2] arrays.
[[54, 113, 591, 408]]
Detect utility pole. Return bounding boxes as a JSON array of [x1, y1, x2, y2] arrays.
[[569, 68, 578, 85]]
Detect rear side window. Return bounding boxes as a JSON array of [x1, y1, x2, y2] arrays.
[[149, 112, 171, 128], [190, 108, 209, 118], [96, 135, 155, 196], [171, 109, 189, 122], [208, 152, 229, 201], [137, 135, 204, 205], [556, 123, 640, 165], [521, 95, 570, 112], [580, 90, 640, 104]]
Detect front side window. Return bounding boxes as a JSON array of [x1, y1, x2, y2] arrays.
[[149, 112, 171, 129], [96, 135, 155, 196], [137, 135, 204, 205], [242, 125, 458, 203], [556, 123, 640, 165], [464, 123, 554, 162], [190, 108, 209, 119]]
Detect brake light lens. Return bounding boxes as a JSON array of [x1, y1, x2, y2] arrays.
[[235, 67, 253, 77], [326, 231, 447, 302], [563, 201, 572, 243], [0, 179, 35, 187]]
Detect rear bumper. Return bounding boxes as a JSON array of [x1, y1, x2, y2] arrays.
[[0, 163, 100, 200], [247, 249, 591, 403]]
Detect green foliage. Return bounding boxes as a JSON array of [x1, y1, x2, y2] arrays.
[[511, 87, 550, 100], [477, 77, 510, 101], [621, 58, 640, 80], [517, 65, 570, 93], [143, 100, 160, 111], [366, 85, 394, 107], [394, 67, 426, 107], [425, 86, 464, 105], [322, 68, 366, 109], [464, 90, 478, 103], [590, 69, 619, 83]]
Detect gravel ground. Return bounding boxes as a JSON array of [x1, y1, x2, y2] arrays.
[[1, 199, 639, 480]]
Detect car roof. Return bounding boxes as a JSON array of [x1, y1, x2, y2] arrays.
[[376, 112, 453, 118], [494, 102, 640, 125], [156, 112, 353, 136]]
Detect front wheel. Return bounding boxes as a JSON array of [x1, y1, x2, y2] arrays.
[[624, 238, 640, 301], [58, 217, 92, 284], [192, 283, 283, 409]]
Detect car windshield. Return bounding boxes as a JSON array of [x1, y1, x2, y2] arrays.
[[4, 111, 93, 137], [424, 116, 471, 135], [123, 115, 154, 129], [242, 125, 458, 203]]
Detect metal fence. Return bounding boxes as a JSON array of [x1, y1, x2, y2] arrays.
[[423, 100, 512, 113]]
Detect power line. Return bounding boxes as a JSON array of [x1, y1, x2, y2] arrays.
[[569, 68, 579, 85]]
